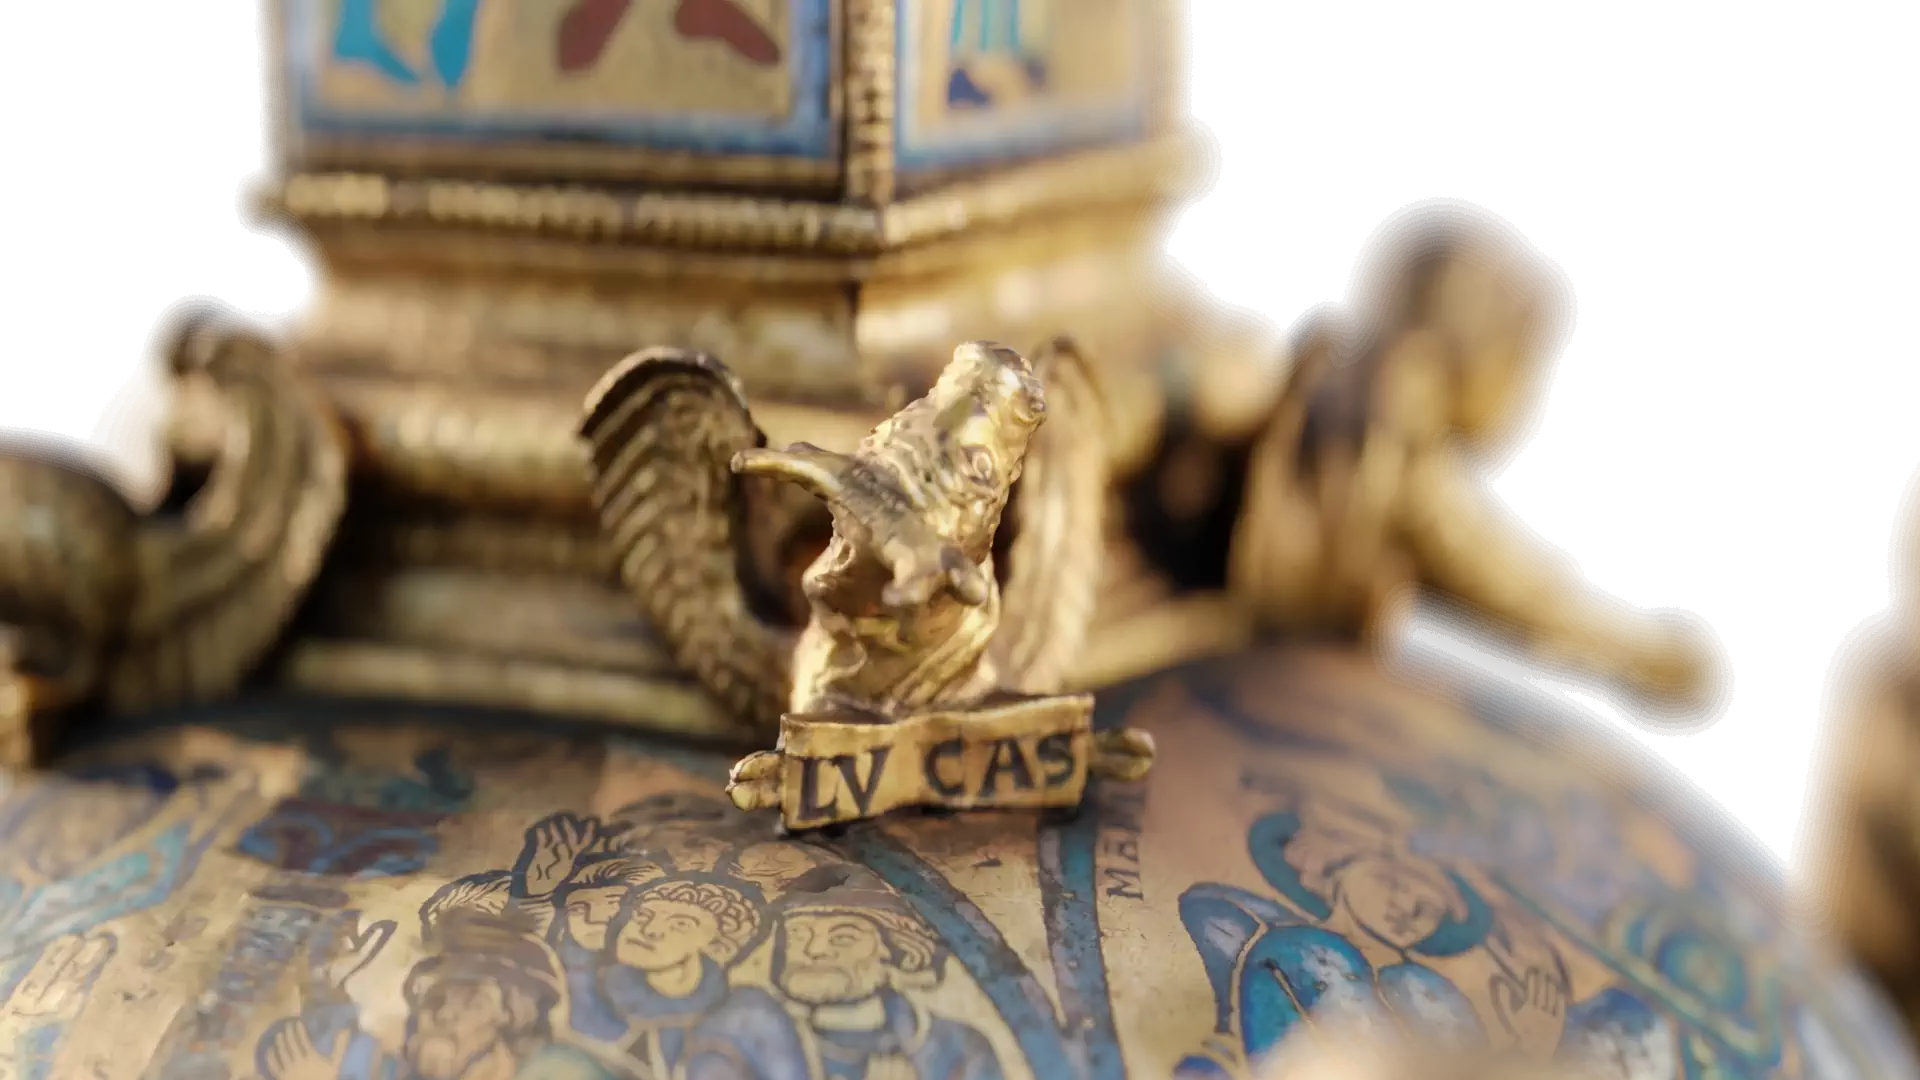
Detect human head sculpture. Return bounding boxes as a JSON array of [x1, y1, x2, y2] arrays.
[[769, 866, 946, 1007], [1354, 206, 1571, 459]]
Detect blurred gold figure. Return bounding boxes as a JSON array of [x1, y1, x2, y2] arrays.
[[1229, 208, 1723, 716], [1808, 468, 1920, 1037]]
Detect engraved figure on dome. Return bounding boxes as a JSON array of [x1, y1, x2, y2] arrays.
[[0, 762, 241, 1077], [1175, 799, 1495, 1077], [255, 908, 629, 1080], [571, 874, 764, 1076], [255, 910, 407, 1080], [685, 867, 1004, 1080], [422, 805, 790, 1078]]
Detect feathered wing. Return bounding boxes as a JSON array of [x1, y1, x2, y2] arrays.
[[992, 337, 1112, 694], [579, 348, 803, 732], [0, 286, 349, 745], [108, 313, 350, 710]]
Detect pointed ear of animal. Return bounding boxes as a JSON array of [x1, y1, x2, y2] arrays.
[[732, 443, 855, 503]]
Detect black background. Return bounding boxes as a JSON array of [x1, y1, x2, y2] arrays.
[[22, 4, 1912, 845]]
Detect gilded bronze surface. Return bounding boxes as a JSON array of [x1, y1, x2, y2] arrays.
[[1217, 209, 1722, 714], [0, 206, 1730, 747], [0, 644, 1901, 1079], [1, 2, 1897, 1073], [0, 311, 348, 766], [0, 0, 1634, 741], [578, 340, 1149, 826], [1808, 472, 1920, 1037], [229, 1, 1261, 739], [277, 533, 1248, 740]]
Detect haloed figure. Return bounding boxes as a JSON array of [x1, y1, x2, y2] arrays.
[[1302, 850, 1469, 958], [1174, 805, 1493, 1075]]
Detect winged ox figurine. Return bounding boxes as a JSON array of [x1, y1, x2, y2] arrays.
[[578, 338, 1155, 829]]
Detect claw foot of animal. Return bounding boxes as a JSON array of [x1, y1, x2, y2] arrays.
[[1091, 728, 1156, 782], [727, 751, 785, 811]]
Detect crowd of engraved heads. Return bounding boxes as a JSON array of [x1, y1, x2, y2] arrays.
[[417, 797, 960, 1015]]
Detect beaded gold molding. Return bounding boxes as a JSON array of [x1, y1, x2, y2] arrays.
[[263, 133, 1211, 257]]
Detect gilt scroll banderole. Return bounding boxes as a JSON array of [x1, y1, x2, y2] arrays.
[[727, 695, 1156, 829]]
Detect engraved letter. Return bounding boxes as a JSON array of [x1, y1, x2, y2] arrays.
[[1103, 867, 1145, 901], [979, 738, 1035, 797], [924, 738, 966, 798], [1035, 731, 1077, 788], [836, 749, 891, 817], [797, 756, 837, 823]]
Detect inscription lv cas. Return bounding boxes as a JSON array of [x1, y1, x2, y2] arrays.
[[729, 694, 1150, 828]]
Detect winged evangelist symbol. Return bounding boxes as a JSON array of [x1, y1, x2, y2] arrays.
[[578, 339, 1154, 829]]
